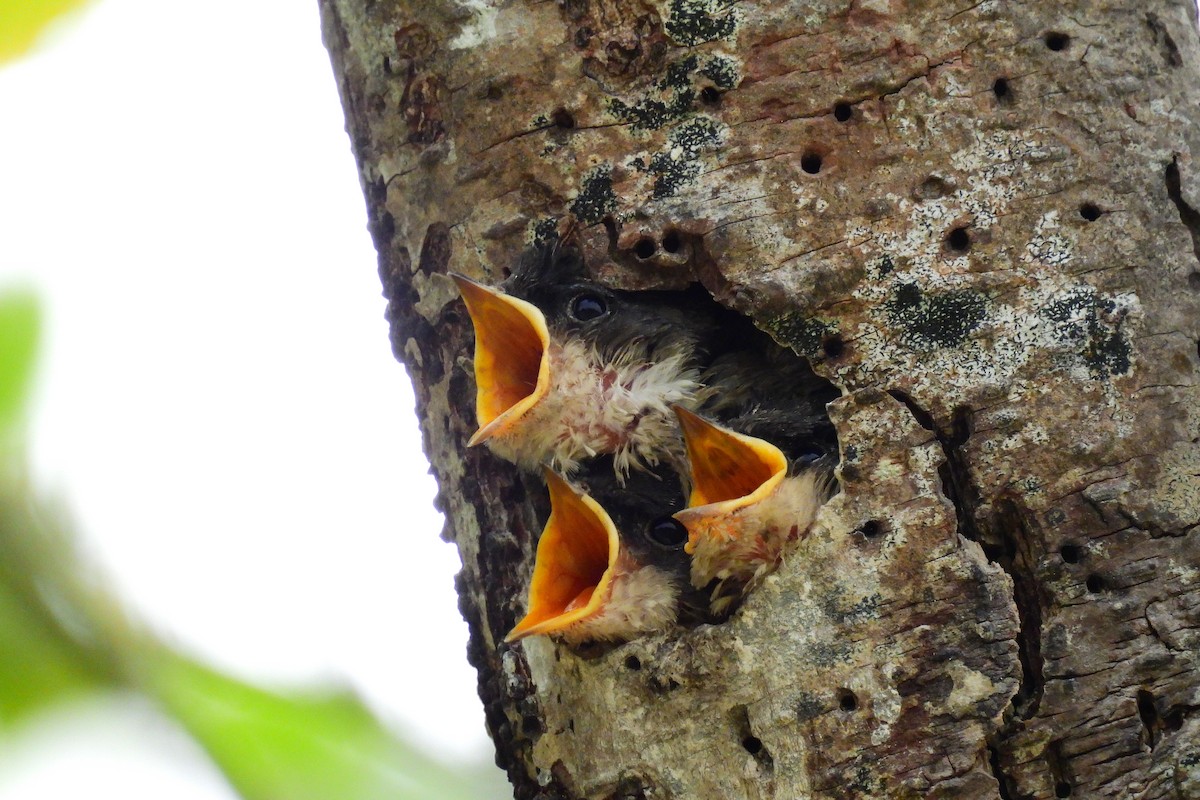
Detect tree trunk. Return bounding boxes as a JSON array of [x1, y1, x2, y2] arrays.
[[319, 1, 1200, 797]]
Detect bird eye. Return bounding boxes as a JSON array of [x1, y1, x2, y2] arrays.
[[647, 517, 688, 549], [570, 293, 608, 321]]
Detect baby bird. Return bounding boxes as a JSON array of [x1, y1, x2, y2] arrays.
[[452, 241, 727, 479], [505, 462, 698, 644], [672, 406, 835, 614]]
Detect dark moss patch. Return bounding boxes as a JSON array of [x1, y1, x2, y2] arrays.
[[795, 692, 825, 722], [819, 590, 883, 625], [642, 117, 723, 198], [608, 54, 740, 131], [1042, 287, 1133, 378], [570, 166, 618, 225], [884, 282, 988, 350], [873, 255, 896, 277], [529, 217, 560, 247], [763, 312, 835, 357], [700, 55, 739, 89], [665, 0, 737, 46]]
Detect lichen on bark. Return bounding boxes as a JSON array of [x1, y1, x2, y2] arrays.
[[321, 0, 1200, 797]]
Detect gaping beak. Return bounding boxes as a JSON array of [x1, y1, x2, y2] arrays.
[[451, 274, 551, 447], [672, 406, 787, 552], [506, 470, 620, 642]]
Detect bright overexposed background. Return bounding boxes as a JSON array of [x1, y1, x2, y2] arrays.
[[0, 0, 498, 796]]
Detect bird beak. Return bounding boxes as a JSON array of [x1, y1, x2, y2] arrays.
[[671, 406, 787, 552], [451, 274, 551, 447], [506, 470, 620, 642]]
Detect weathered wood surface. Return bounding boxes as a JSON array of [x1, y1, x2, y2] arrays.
[[319, 1, 1200, 797]]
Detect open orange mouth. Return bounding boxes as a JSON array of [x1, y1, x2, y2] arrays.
[[672, 406, 787, 551], [451, 275, 551, 447], [506, 470, 619, 641]]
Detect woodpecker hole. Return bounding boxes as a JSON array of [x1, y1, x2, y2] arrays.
[[992, 77, 1011, 101], [551, 108, 575, 129], [838, 689, 858, 712], [946, 226, 971, 252], [700, 86, 722, 105], [822, 335, 845, 358], [801, 152, 823, 174], [1055, 782, 1072, 798], [833, 102, 853, 122], [662, 230, 683, 253], [857, 520, 883, 539], [624, 655, 642, 671], [742, 736, 763, 755], [1045, 32, 1071, 51], [1085, 574, 1106, 593], [634, 238, 657, 259], [1079, 203, 1102, 221], [1059, 544, 1081, 564]]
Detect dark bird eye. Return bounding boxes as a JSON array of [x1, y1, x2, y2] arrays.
[[570, 293, 608, 321], [647, 517, 688, 549]]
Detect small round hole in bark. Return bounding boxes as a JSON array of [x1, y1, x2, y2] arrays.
[[1060, 543, 1081, 563], [1055, 782, 1072, 797], [992, 77, 1011, 100], [742, 736, 763, 754], [662, 230, 683, 253], [624, 655, 642, 671], [551, 108, 575, 129], [833, 102, 853, 122], [1045, 32, 1070, 51], [634, 238, 657, 259], [838, 689, 858, 711], [801, 152, 823, 174], [1079, 203, 1102, 221], [1085, 573, 1106, 593], [946, 226, 971, 252], [821, 335, 845, 358], [857, 520, 883, 539], [700, 86, 722, 105]]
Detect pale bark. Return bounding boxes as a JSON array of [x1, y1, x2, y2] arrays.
[[319, 1, 1200, 797]]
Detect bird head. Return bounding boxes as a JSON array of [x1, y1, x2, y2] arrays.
[[671, 406, 788, 553], [506, 466, 689, 644], [451, 273, 551, 448]]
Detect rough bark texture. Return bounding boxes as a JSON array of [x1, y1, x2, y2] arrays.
[[319, 1, 1200, 797]]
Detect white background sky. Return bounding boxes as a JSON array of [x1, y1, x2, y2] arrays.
[[0, 0, 497, 795]]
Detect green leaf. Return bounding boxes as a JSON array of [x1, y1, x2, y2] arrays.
[[0, 0, 91, 65], [145, 650, 490, 800], [0, 290, 40, 439]]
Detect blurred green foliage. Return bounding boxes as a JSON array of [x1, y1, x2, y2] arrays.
[[0, 292, 504, 798], [0, 0, 93, 65]]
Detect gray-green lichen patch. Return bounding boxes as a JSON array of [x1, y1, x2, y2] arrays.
[[634, 116, 724, 199], [1041, 286, 1133, 378], [664, 0, 739, 46], [570, 166, 618, 225], [883, 282, 989, 351]]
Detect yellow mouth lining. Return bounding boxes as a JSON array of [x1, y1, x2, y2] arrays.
[[506, 470, 620, 641], [672, 406, 787, 550], [451, 275, 551, 446]]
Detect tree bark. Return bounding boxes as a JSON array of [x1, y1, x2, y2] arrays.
[[319, 1, 1200, 797]]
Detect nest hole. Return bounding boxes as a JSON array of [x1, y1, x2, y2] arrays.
[[992, 77, 1011, 101], [857, 520, 884, 539], [801, 152, 823, 174], [551, 108, 575, 129], [742, 736, 763, 755], [662, 230, 683, 253], [946, 226, 971, 252], [833, 102, 853, 122], [1045, 32, 1071, 51], [822, 334, 845, 358], [1059, 544, 1081, 563], [624, 655, 642, 671], [634, 238, 657, 259], [700, 86, 722, 105], [1079, 203, 1102, 221], [1085, 573, 1106, 593], [838, 689, 858, 712], [1055, 782, 1072, 798]]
